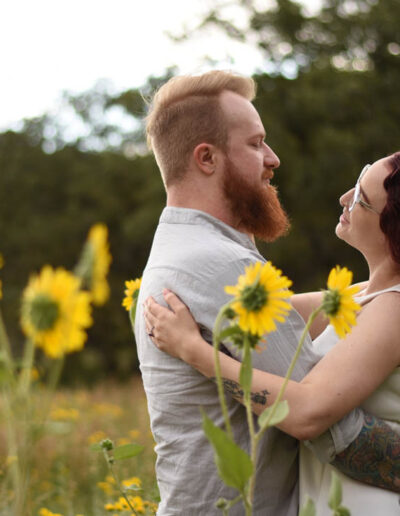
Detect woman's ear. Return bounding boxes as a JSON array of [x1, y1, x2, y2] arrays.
[[193, 143, 220, 176]]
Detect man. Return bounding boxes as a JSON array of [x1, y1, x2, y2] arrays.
[[134, 71, 399, 515]]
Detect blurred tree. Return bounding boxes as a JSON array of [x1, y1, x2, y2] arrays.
[[1, 0, 399, 381]]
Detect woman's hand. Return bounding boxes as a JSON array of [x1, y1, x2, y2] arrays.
[[143, 289, 203, 363]]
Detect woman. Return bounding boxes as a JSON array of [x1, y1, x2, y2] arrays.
[[143, 152, 400, 514]]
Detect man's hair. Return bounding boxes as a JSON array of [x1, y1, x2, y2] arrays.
[[145, 70, 256, 187]]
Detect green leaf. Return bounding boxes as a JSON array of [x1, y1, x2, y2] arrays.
[[299, 497, 316, 516], [258, 400, 289, 430], [328, 471, 342, 510], [335, 507, 351, 516], [113, 443, 144, 461], [239, 343, 252, 394], [202, 411, 253, 490]]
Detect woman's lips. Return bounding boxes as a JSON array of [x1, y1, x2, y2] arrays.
[[340, 213, 349, 224]]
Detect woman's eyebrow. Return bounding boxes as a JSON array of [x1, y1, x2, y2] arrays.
[[360, 184, 372, 204]]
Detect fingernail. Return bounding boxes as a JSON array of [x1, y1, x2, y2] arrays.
[[163, 288, 171, 294]]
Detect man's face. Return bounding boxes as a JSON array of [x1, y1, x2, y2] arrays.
[[219, 91, 289, 241]]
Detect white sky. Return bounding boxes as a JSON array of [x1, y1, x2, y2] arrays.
[[0, 0, 322, 131]]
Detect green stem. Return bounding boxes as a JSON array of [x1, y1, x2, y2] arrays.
[[213, 302, 234, 440], [255, 307, 322, 443], [104, 451, 139, 516], [242, 340, 256, 510], [19, 338, 36, 396], [0, 308, 16, 385]]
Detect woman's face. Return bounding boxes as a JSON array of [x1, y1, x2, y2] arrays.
[[336, 157, 392, 256]]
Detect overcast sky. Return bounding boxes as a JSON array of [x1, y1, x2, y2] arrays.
[[0, 0, 322, 130]]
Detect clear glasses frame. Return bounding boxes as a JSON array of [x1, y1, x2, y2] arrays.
[[349, 164, 380, 215]]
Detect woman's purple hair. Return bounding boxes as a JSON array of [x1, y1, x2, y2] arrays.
[[380, 151, 400, 264]]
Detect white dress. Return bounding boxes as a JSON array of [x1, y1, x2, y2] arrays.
[[299, 284, 400, 515]]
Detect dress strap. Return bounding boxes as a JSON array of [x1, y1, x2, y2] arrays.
[[356, 284, 400, 305]]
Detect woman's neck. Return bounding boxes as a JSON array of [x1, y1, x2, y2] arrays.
[[365, 257, 400, 294]]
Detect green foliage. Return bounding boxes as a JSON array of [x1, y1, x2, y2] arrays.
[[299, 497, 316, 516], [258, 400, 290, 430], [202, 411, 253, 491], [113, 443, 145, 461]]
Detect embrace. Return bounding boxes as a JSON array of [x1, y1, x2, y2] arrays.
[[134, 70, 400, 515]]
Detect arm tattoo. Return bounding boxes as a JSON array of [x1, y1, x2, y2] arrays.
[[332, 413, 400, 493], [211, 378, 270, 406]]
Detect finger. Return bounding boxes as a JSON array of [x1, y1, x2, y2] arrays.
[[163, 289, 189, 314], [144, 308, 157, 329], [146, 296, 169, 317]]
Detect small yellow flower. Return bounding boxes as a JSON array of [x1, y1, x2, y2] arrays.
[[122, 476, 141, 489], [322, 266, 361, 338], [21, 266, 92, 359], [87, 224, 112, 306], [38, 509, 63, 516], [225, 261, 293, 337], [129, 429, 140, 440], [93, 402, 123, 418], [122, 278, 141, 312], [50, 407, 80, 421], [88, 430, 107, 445], [117, 437, 130, 446]]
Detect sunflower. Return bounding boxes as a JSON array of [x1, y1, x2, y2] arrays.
[[225, 261, 293, 337], [322, 266, 361, 338], [21, 266, 92, 359], [122, 278, 142, 313], [87, 224, 112, 306]]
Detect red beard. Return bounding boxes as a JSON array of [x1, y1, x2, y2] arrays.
[[222, 156, 289, 242]]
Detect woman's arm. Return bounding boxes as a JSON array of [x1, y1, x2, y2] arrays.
[[144, 289, 400, 440], [291, 281, 368, 339]]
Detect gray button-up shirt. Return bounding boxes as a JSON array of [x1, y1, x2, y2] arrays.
[[135, 207, 363, 516]]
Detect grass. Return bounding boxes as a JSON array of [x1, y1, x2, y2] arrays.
[[0, 375, 158, 516]]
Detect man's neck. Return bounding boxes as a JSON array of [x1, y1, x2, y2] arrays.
[[166, 193, 253, 240]]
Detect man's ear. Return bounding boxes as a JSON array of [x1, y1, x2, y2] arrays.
[[193, 143, 220, 176]]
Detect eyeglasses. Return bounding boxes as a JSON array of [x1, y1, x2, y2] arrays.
[[348, 164, 381, 215]]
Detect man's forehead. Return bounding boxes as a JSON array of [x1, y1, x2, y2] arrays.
[[220, 90, 264, 132]]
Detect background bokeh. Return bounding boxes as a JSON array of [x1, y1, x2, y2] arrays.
[[2, 0, 400, 382]]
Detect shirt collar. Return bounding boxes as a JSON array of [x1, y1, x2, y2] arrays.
[[159, 207, 257, 252]]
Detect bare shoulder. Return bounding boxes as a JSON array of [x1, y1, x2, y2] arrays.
[[356, 290, 400, 360]]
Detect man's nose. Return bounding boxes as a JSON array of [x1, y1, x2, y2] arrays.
[[264, 144, 280, 169]]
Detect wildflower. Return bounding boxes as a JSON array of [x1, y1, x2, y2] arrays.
[[225, 261, 293, 338], [122, 278, 141, 312], [38, 509, 63, 516], [88, 430, 107, 445], [87, 224, 112, 305], [75, 224, 112, 305], [21, 266, 92, 359], [49, 407, 80, 421], [97, 480, 115, 496], [93, 402, 123, 418], [322, 266, 361, 338], [117, 437, 131, 446], [129, 429, 140, 440], [122, 476, 141, 489]]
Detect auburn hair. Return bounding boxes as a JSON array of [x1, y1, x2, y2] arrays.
[[380, 151, 400, 264]]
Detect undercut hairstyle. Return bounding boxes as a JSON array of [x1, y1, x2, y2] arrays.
[[145, 71, 256, 187], [380, 151, 400, 264]]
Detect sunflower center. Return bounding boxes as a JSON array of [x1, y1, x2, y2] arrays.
[[29, 294, 60, 331], [241, 284, 268, 312], [322, 288, 341, 316]]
